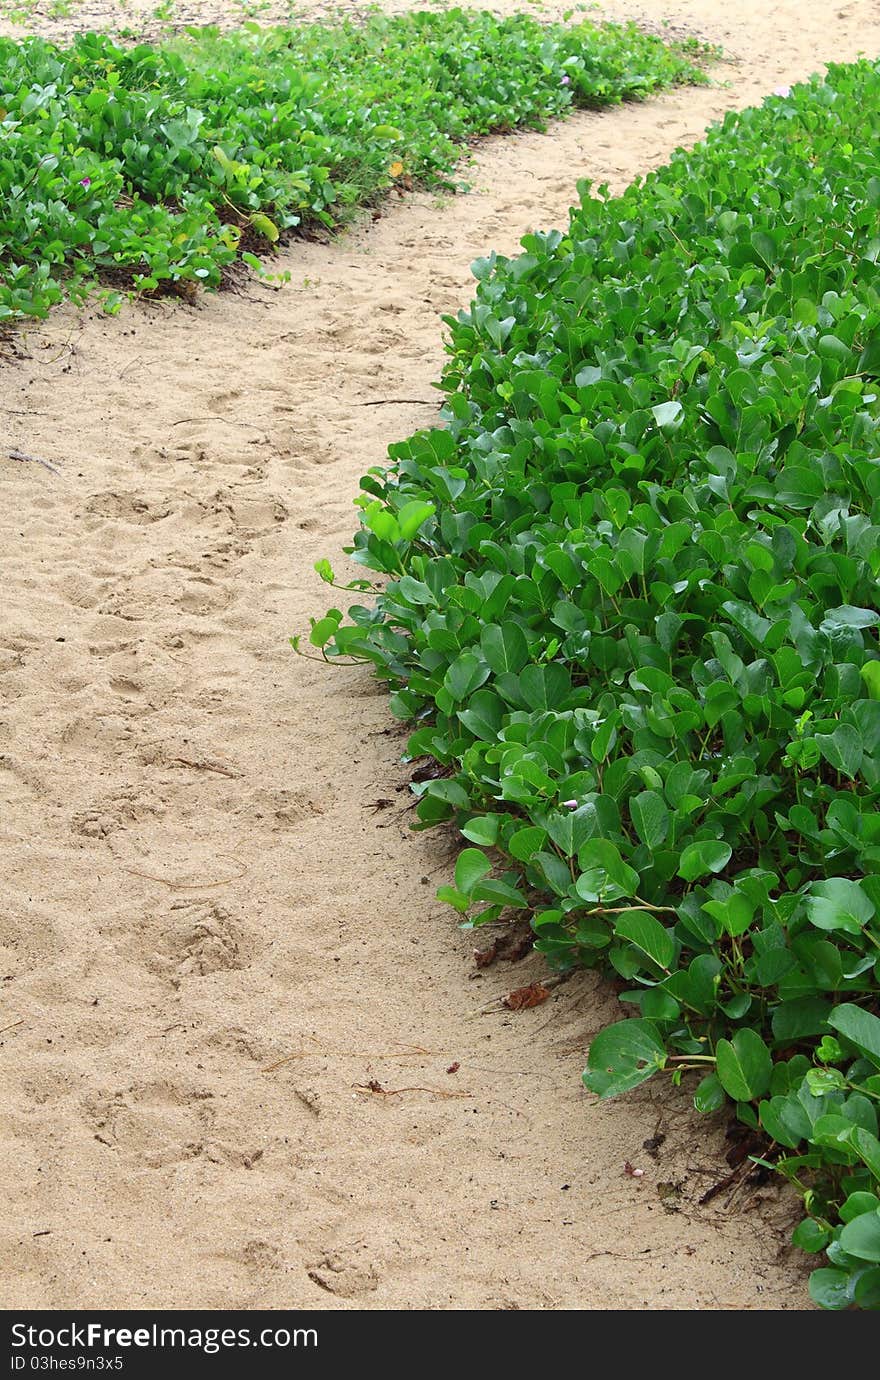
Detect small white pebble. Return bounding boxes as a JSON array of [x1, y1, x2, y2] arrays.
[[632, 1168, 645, 1178]]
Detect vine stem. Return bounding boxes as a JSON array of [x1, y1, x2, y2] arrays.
[[587, 898, 676, 916]]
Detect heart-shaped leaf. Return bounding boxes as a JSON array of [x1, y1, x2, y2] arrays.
[[715, 1028, 772, 1102], [454, 848, 492, 897], [807, 880, 874, 936], [677, 840, 732, 883]]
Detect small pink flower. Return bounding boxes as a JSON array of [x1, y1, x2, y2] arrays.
[[560, 74, 571, 86], [561, 799, 578, 809], [773, 85, 791, 97], [79, 176, 91, 188]]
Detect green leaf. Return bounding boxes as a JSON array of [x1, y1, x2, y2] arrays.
[[460, 815, 500, 846], [613, 911, 676, 970], [841, 1192, 880, 1223], [471, 877, 527, 908], [715, 1028, 772, 1101], [508, 825, 547, 862], [458, 688, 503, 740], [397, 576, 435, 605], [694, 1072, 725, 1113], [839, 1209, 880, 1262], [443, 652, 490, 701], [480, 621, 529, 674], [721, 599, 771, 649], [751, 228, 776, 267], [852, 1127, 880, 1180], [701, 891, 754, 937], [454, 848, 492, 897], [651, 400, 683, 431], [630, 790, 669, 850], [364, 502, 399, 542], [250, 212, 279, 243], [807, 880, 874, 936], [677, 840, 732, 883], [545, 806, 596, 857], [820, 604, 880, 630], [583, 1019, 667, 1098], [576, 839, 640, 900], [519, 663, 570, 710], [760, 1095, 808, 1149], [773, 997, 832, 1042], [829, 1003, 880, 1069], [858, 329, 880, 377], [809, 1267, 853, 1310], [794, 298, 819, 326], [855, 1268, 880, 1308], [792, 1218, 832, 1253], [309, 611, 342, 647], [815, 724, 863, 780], [436, 885, 470, 914], [397, 500, 436, 541], [861, 662, 880, 700]]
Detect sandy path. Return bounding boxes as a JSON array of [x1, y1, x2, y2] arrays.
[[2, 0, 879, 1312]]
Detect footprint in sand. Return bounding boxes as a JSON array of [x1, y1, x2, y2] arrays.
[[84, 1080, 215, 1169], [84, 492, 171, 525], [136, 900, 257, 987], [307, 1247, 380, 1299], [238, 787, 324, 830]]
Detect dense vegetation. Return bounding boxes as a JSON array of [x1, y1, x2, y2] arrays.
[[0, 11, 711, 320], [312, 60, 880, 1309]]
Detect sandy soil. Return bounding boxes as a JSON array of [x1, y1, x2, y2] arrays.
[[2, 0, 878, 1312]]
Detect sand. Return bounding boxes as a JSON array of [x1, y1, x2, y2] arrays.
[[1, 0, 878, 1313]]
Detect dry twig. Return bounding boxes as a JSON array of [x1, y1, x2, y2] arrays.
[[7, 447, 61, 476]]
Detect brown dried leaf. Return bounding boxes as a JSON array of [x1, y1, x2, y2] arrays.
[[473, 941, 499, 969], [503, 981, 550, 1011]]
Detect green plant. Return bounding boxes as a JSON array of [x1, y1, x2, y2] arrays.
[[312, 61, 880, 1308], [0, 12, 712, 323]]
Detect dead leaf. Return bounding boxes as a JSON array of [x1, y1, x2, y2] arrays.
[[503, 981, 550, 1011], [473, 941, 498, 968]]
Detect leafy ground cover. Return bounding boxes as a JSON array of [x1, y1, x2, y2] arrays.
[[0, 10, 711, 320], [312, 60, 880, 1309]]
